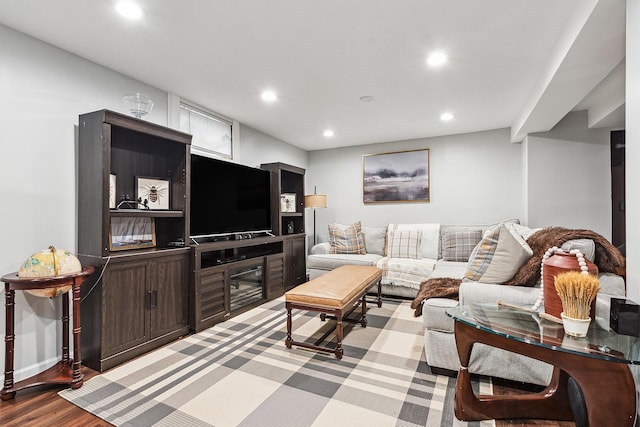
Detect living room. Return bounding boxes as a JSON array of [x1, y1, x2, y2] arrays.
[[0, 1, 638, 426]]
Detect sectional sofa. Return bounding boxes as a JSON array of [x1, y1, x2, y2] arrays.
[[309, 221, 516, 298], [307, 220, 627, 385]]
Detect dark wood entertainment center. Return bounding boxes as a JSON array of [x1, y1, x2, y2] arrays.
[[77, 110, 307, 370]]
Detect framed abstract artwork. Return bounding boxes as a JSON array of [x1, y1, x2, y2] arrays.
[[363, 149, 430, 203]]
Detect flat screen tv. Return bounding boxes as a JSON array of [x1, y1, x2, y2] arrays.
[[190, 154, 272, 238]]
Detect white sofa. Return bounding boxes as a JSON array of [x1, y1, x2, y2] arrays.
[[308, 221, 513, 298], [308, 221, 627, 386], [422, 271, 625, 385]]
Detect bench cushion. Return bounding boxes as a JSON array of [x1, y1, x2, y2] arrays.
[[307, 253, 382, 270], [285, 265, 381, 308]]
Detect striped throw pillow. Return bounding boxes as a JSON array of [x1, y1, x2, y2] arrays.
[[463, 223, 533, 283], [387, 229, 422, 259], [329, 222, 366, 254]]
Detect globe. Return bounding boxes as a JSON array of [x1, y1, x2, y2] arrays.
[[18, 246, 82, 297]]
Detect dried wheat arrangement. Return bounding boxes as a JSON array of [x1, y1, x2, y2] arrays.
[[554, 271, 600, 319]]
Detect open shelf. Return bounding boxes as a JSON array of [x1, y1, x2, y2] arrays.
[[110, 209, 184, 218]]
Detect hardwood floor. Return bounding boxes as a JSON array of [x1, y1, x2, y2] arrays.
[[0, 367, 109, 427], [0, 367, 575, 427]]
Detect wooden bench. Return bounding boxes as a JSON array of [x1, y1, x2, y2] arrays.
[[285, 265, 382, 360]]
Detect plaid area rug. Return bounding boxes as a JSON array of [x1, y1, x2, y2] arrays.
[[60, 297, 494, 427]]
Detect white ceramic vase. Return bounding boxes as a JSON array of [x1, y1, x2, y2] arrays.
[[561, 312, 591, 337]]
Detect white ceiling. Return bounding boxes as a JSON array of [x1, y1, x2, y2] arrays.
[[0, 0, 626, 151]]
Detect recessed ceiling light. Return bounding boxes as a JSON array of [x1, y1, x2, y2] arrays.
[[440, 112, 454, 121], [426, 51, 448, 67], [359, 95, 375, 103], [115, 1, 143, 19], [323, 130, 334, 137], [261, 90, 277, 102]]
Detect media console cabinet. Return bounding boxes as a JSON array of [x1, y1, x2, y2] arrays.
[[191, 236, 287, 332]]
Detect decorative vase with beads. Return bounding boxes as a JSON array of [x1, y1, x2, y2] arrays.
[[531, 247, 598, 319]]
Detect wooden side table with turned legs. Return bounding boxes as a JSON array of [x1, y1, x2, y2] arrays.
[[1, 266, 94, 400]]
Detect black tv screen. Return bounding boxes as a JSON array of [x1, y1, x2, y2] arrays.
[[190, 154, 272, 238]]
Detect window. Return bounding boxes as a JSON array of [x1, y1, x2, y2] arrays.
[[179, 103, 233, 158]]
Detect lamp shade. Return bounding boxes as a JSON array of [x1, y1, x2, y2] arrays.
[[304, 194, 327, 209]]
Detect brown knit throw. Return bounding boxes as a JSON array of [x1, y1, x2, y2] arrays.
[[410, 227, 625, 316]]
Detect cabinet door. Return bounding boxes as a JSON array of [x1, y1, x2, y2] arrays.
[[266, 253, 285, 299], [285, 235, 306, 289], [193, 265, 229, 331], [102, 260, 150, 358], [151, 254, 189, 338]]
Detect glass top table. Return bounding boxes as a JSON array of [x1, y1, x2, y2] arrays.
[[446, 303, 640, 365], [445, 302, 637, 426]]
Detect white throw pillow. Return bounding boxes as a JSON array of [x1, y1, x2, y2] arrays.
[[463, 223, 533, 283], [386, 229, 422, 259], [386, 223, 439, 259]]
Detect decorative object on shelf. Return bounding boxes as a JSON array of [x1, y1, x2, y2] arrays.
[[304, 186, 327, 245], [280, 193, 297, 213], [122, 93, 154, 118], [18, 246, 82, 297], [554, 271, 600, 337], [116, 194, 138, 209], [287, 221, 295, 234], [136, 176, 170, 210], [363, 148, 430, 203], [109, 217, 156, 251], [109, 174, 117, 209]]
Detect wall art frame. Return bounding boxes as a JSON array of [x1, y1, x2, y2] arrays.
[[363, 148, 430, 203], [280, 193, 297, 213], [109, 217, 156, 251], [136, 176, 170, 210]]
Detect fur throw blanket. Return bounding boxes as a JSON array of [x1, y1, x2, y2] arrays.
[[410, 227, 625, 316]]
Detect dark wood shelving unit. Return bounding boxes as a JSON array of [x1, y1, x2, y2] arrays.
[[260, 162, 307, 289], [77, 109, 192, 372], [110, 209, 184, 218]]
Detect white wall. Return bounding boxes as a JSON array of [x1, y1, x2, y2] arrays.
[[525, 110, 612, 238], [237, 125, 307, 170], [626, 0, 639, 302], [306, 128, 524, 243], [0, 24, 304, 380], [0, 24, 167, 380]]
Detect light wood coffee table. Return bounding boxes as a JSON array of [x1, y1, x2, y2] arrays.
[[285, 265, 382, 360]]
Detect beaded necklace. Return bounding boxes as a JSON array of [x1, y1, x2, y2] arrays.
[[531, 246, 589, 312]]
